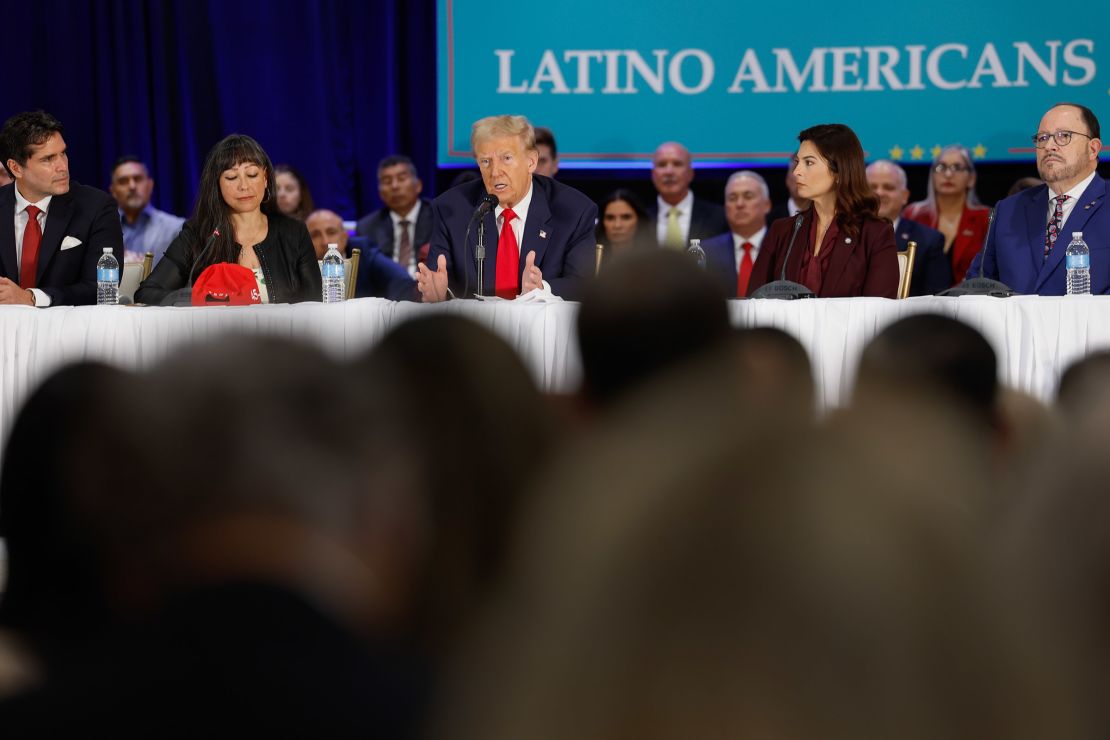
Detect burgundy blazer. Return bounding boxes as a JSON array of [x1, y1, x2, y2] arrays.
[[746, 211, 899, 298]]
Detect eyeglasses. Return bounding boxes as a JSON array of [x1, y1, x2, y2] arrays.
[[933, 163, 969, 175], [1031, 130, 1093, 148]]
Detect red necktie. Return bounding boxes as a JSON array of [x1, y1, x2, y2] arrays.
[[737, 241, 754, 297], [19, 205, 42, 289], [495, 207, 519, 299]]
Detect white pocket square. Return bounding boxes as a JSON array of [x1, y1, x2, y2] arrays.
[[60, 236, 83, 250]]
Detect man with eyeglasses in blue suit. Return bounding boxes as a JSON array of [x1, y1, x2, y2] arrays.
[[970, 103, 1106, 295]]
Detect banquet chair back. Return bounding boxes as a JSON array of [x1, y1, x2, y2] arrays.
[[120, 252, 154, 303], [896, 241, 917, 300], [345, 248, 361, 300]]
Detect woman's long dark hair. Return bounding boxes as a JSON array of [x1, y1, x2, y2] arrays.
[[274, 163, 315, 220], [797, 124, 878, 240], [189, 134, 278, 273]]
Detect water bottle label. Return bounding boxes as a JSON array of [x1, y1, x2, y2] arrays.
[[97, 268, 120, 282], [1066, 254, 1090, 270], [322, 263, 345, 279]]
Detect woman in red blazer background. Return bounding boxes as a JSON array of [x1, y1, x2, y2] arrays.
[[747, 124, 898, 299]]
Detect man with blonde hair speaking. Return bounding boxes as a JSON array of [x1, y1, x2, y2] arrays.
[[418, 115, 597, 301]]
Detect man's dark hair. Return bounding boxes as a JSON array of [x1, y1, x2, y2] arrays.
[[534, 126, 557, 159], [0, 110, 65, 178], [377, 154, 418, 180], [110, 155, 147, 179], [1052, 102, 1100, 140]]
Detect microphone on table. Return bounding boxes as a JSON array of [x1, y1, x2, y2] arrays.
[[464, 193, 499, 298], [161, 228, 222, 306], [749, 211, 816, 299], [936, 208, 1017, 297]]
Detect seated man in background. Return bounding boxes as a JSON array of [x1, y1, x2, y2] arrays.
[[866, 160, 951, 295], [0, 110, 123, 306], [970, 102, 1106, 294], [533, 126, 559, 178], [306, 208, 415, 300], [649, 141, 727, 249], [356, 155, 432, 277], [701, 170, 771, 298], [418, 115, 596, 302], [109, 156, 184, 266]]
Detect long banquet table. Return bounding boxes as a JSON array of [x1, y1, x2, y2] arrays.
[[2, 295, 1109, 460]]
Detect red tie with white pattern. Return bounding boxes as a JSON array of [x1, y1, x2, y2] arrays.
[[20, 205, 43, 289], [737, 241, 754, 297], [495, 208, 519, 299]]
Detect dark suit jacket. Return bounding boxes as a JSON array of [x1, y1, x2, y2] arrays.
[[894, 218, 952, 295], [969, 175, 1109, 295], [747, 211, 899, 298], [355, 199, 433, 260], [0, 182, 123, 305], [426, 175, 597, 300], [701, 231, 740, 298], [648, 195, 728, 246], [347, 235, 417, 301]]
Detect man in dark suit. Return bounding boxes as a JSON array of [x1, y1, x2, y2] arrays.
[[417, 115, 597, 302], [971, 103, 1107, 295], [648, 141, 727, 249], [355, 155, 432, 276], [0, 111, 123, 306], [867, 160, 952, 295], [702, 170, 772, 298]]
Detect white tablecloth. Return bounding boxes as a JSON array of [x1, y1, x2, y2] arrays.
[[2, 295, 1109, 463]]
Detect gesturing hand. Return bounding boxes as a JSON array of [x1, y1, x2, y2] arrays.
[[416, 255, 449, 303], [521, 250, 543, 294]]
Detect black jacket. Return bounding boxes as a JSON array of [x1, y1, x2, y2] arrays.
[[136, 213, 321, 305]]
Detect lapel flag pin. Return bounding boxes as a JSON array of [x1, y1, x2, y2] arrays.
[[539, 230, 547, 239]]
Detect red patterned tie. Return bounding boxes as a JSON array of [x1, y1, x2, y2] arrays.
[[494, 207, 519, 299], [737, 241, 754, 297], [1044, 194, 1068, 260], [19, 205, 42, 289]]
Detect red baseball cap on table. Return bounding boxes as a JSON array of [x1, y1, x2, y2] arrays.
[[191, 263, 262, 306]]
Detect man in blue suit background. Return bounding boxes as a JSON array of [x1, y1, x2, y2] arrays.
[[701, 171, 771, 298], [418, 115, 596, 302], [867, 160, 952, 295], [970, 103, 1105, 295]]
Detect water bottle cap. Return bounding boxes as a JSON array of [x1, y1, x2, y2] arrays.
[[102, 247, 112, 253], [1073, 232, 1083, 238]]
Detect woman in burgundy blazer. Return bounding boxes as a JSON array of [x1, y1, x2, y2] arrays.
[[747, 124, 898, 299]]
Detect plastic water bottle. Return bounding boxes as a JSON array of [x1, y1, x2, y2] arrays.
[[687, 238, 706, 269], [96, 248, 119, 305], [321, 243, 345, 303], [1066, 231, 1091, 296]]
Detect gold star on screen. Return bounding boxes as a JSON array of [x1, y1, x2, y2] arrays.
[[884, 143, 988, 162]]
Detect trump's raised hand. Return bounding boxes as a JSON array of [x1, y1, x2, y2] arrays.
[[521, 250, 544, 294], [416, 255, 449, 303]]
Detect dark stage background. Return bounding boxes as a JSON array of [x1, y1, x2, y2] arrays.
[[1, 0, 1101, 223]]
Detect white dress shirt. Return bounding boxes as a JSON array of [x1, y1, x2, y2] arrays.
[[494, 182, 548, 294], [390, 200, 422, 276], [1047, 170, 1097, 234], [733, 226, 766, 271], [12, 185, 54, 307]]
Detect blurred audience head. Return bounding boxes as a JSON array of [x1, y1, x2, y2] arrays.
[[651, 141, 694, 205], [377, 154, 423, 216], [273, 163, 314, 220], [578, 249, 730, 407], [1007, 176, 1044, 198], [731, 326, 815, 418], [724, 170, 771, 237], [533, 126, 559, 177], [305, 208, 349, 259]]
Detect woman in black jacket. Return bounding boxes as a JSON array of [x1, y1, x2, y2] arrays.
[[136, 134, 321, 305]]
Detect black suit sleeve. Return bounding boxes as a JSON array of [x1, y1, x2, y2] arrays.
[[41, 192, 123, 306], [545, 199, 598, 301], [290, 221, 322, 302]]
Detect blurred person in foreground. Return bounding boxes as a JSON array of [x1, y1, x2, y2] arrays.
[[418, 115, 596, 301], [747, 124, 898, 298], [136, 135, 320, 305], [434, 341, 1071, 740], [577, 249, 730, 409]]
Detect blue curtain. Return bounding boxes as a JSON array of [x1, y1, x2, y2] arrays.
[[0, 0, 437, 221]]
